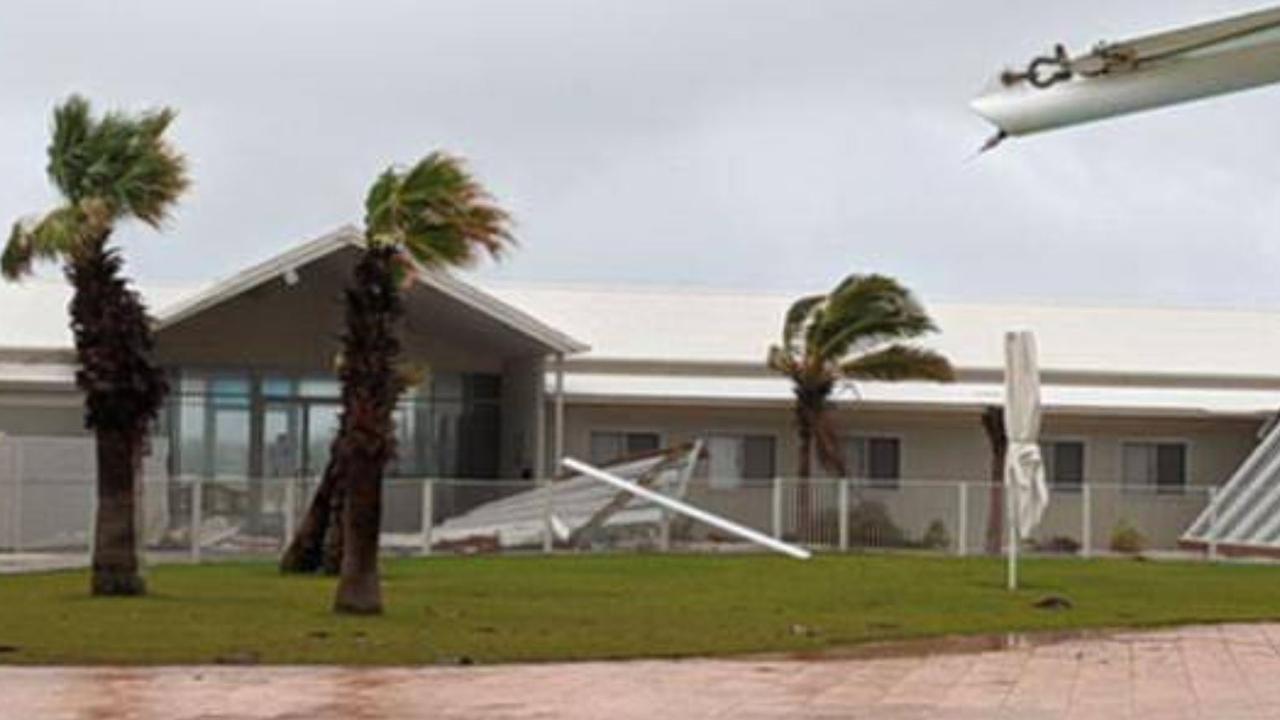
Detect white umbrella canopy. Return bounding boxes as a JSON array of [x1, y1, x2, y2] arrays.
[[1004, 330, 1049, 586]]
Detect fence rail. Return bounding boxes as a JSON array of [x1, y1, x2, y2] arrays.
[[0, 458, 1227, 563]]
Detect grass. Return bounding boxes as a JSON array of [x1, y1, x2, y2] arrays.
[[1, 553, 1280, 665]]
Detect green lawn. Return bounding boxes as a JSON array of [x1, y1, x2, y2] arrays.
[[1, 553, 1279, 665]]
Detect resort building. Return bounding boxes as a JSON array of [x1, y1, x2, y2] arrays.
[[1, 226, 1278, 551]]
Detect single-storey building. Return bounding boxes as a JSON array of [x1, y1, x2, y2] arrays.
[[1, 226, 1277, 552]]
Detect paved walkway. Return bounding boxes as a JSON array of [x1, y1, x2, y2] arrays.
[[6, 623, 1280, 719]]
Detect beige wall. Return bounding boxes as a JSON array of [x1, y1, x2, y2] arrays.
[[560, 402, 1262, 486], [0, 396, 85, 437]]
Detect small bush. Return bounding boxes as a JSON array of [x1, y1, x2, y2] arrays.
[[921, 519, 950, 550], [1110, 521, 1145, 554], [847, 500, 910, 548], [1035, 536, 1081, 555]]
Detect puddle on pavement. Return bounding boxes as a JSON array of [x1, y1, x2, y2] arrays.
[[748, 628, 1111, 663]]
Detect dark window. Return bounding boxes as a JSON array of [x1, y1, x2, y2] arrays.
[[589, 431, 661, 465], [1044, 441, 1085, 491], [1122, 441, 1187, 493], [845, 436, 901, 488]]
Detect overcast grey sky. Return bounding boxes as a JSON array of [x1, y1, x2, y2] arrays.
[[3, 1, 1280, 308]]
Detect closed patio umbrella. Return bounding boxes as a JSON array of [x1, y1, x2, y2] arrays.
[[1004, 329, 1048, 590]]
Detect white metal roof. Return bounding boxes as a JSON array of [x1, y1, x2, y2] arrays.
[[561, 372, 1280, 418], [483, 282, 1280, 381]]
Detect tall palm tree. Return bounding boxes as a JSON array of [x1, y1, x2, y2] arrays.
[[766, 274, 953, 538], [327, 153, 512, 614], [2, 96, 188, 595]]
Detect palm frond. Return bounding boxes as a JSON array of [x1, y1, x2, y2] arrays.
[[839, 344, 955, 382], [44, 95, 188, 227], [780, 293, 824, 353], [813, 274, 936, 360], [365, 152, 514, 272], [1, 208, 84, 280]]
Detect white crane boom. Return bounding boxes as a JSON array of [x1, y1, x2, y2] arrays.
[[972, 5, 1280, 146]]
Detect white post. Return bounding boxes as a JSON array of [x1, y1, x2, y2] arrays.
[[421, 479, 434, 556], [12, 439, 23, 554], [542, 478, 554, 553], [1081, 484, 1092, 558], [658, 475, 672, 552], [1006, 480, 1018, 591], [838, 480, 849, 551], [957, 483, 968, 557], [1207, 485, 1219, 561], [191, 476, 203, 563], [771, 477, 784, 539], [553, 354, 565, 473], [283, 477, 297, 549]]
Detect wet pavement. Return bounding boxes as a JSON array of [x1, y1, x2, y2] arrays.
[[6, 623, 1280, 719]]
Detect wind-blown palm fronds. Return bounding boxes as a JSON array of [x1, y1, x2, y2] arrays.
[[3, 95, 188, 596]]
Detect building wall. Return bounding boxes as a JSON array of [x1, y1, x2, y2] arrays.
[[0, 394, 85, 437], [559, 402, 1263, 486], [156, 273, 506, 375], [557, 401, 1264, 549]]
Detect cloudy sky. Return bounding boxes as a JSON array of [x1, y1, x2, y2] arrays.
[[3, 0, 1280, 308]]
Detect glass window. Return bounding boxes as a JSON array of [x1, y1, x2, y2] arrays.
[[843, 436, 900, 487], [589, 431, 661, 465], [1122, 441, 1187, 492], [702, 434, 775, 489], [1044, 441, 1085, 491]]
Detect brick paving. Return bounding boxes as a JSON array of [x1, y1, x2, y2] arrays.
[[5, 623, 1280, 719]]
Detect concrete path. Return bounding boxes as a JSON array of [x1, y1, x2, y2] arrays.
[[6, 623, 1280, 719]]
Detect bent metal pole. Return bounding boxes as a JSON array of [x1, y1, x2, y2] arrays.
[[561, 457, 812, 560]]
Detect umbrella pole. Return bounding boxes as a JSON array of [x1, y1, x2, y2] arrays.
[[1007, 481, 1018, 591]]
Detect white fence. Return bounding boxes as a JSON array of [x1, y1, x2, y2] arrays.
[[0, 445, 1224, 563]]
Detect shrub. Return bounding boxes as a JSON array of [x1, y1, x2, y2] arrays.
[[921, 519, 950, 550], [1035, 536, 1081, 555], [1110, 521, 1145, 554]]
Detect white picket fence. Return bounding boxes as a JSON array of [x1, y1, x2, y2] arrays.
[[0, 435, 1223, 561]]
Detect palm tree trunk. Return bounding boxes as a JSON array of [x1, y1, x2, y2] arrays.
[[981, 406, 1006, 555], [91, 427, 144, 595], [794, 400, 815, 542], [279, 451, 343, 574], [67, 241, 168, 597], [332, 246, 405, 615]]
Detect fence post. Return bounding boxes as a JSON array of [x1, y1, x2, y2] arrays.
[[542, 478, 554, 553], [838, 480, 849, 552], [1081, 484, 1092, 558], [658, 474, 672, 552], [956, 482, 968, 557], [12, 439, 23, 554], [771, 477, 783, 540], [283, 477, 297, 549], [1207, 485, 1219, 562], [421, 479, 434, 556], [191, 476, 203, 563]]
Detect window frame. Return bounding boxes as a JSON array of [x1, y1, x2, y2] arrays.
[[1117, 438, 1191, 494], [586, 428, 666, 466], [1041, 437, 1087, 493], [699, 431, 779, 490], [840, 433, 904, 489]]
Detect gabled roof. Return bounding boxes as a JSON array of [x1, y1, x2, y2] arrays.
[[153, 226, 587, 355]]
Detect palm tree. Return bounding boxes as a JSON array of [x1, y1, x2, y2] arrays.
[[2, 96, 188, 595], [324, 153, 512, 614], [766, 274, 953, 539]]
